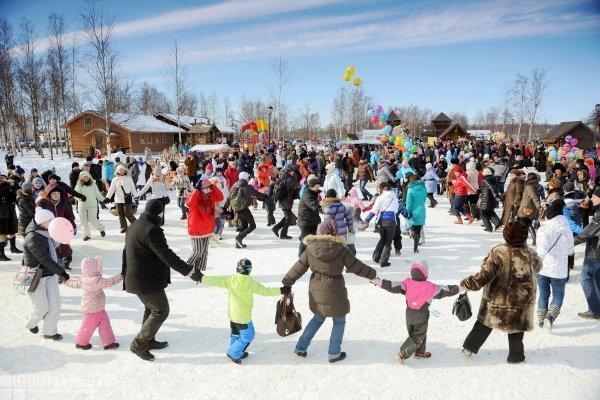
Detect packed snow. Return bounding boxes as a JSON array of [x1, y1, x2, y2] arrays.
[[0, 151, 599, 400]]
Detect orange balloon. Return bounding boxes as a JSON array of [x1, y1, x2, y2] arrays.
[[380, 135, 389, 143], [379, 121, 387, 128]]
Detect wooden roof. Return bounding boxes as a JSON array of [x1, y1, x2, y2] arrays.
[[432, 112, 451, 122], [387, 110, 401, 123], [541, 121, 600, 141], [438, 123, 473, 140], [187, 123, 217, 134]]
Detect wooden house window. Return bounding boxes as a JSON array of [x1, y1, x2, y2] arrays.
[[84, 117, 92, 126], [140, 133, 145, 144]]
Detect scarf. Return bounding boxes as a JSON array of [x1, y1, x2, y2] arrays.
[[35, 230, 59, 263]]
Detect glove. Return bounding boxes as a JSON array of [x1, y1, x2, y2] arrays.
[[103, 198, 111, 204], [190, 270, 204, 282], [80, 195, 87, 202], [280, 285, 292, 295], [134, 196, 139, 201], [369, 278, 382, 287], [61, 272, 70, 282], [459, 285, 466, 293]]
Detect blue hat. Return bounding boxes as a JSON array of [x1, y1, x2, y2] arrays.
[[236, 258, 252, 275]]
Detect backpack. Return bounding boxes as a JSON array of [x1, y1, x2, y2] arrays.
[[272, 179, 286, 202], [229, 184, 247, 212]]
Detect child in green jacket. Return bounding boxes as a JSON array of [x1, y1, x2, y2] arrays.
[[199, 258, 291, 364]]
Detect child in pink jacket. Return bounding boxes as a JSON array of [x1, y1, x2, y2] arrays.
[[345, 187, 368, 226], [370, 261, 460, 362], [66, 256, 123, 350]]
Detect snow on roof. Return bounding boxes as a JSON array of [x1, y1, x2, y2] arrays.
[[157, 113, 236, 133], [108, 113, 183, 133]]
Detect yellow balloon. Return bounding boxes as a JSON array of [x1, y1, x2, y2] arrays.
[[343, 72, 351, 82], [347, 66, 355, 75], [397, 135, 404, 142], [353, 77, 361, 86]]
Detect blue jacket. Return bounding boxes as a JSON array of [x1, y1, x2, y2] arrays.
[[421, 167, 440, 194], [370, 151, 379, 165], [395, 166, 415, 182], [564, 191, 585, 227], [323, 198, 353, 239], [563, 205, 583, 234], [102, 161, 115, 181], [406, 180, 427, 226]]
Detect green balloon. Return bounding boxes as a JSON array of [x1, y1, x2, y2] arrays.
[[389, 135, 396, 142], [411, 145, 418, 152]]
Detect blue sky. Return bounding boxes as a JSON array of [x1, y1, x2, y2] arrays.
[[3, 0, 600, 125]]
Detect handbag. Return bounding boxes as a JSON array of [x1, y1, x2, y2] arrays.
[[13, 263, 43, 295], [522, 207, 534, 217], [452, 293, 472, 321], [121, 186, 133, 205], [275, 294, 302, 337]]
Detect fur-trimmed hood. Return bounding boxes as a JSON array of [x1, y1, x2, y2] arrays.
[[303, 234, 347, 261]]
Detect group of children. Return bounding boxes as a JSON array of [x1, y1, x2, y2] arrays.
[[64, 250, 460, 364]]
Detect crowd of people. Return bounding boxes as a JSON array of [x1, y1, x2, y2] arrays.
[[7, 136, 600, 365]]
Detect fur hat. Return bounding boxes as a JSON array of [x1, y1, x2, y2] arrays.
[[34, 207, 54, 225], [318, 219, 337, 236], [548, 177, 562, 190], [503, 221, 528, 246], [144, 199, 165, 216], [238, 171, 250, 181], [236, 258, 252, 275], [21, 182, 34, 192]]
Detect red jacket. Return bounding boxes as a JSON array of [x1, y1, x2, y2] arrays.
[[453, 174, 477, 196], [186, 186, 224, 238], [224, 167, 239, 190]]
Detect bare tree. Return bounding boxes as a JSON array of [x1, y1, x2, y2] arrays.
[[0, 18, 21, 154], [179, 91, 198, 116], [163, 40, 185, 144], [17, 18, 46, 157], [136, 82, 170, 115], [206, 91, 219, 121], [511, 74, 529, 139], [527, 67, 549, 137], [221, 96, 232, 125], [449, 112, 469, 128], [499, 86, 513, 133], [331, 87, 348, 139], [484, 106, 500, 131], [394, 105, 436, 136], [271, 56, 290, 143], [81, 0, 118, 156], [296, 104, 320, 139]]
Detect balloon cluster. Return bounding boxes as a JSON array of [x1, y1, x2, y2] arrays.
[[343, 66, 361, 86], [547, 135, 584, 161]]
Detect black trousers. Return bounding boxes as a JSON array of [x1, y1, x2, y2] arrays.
[[481, 209, 501, 230], [373, 222, 395, 265], [133, 290, 170, 351], [463, 320, 524, 361], [393, 218, 403, 252], [236, 208, 256, 239], [298, 225, 318, 257], [273, 209, 295, 236]]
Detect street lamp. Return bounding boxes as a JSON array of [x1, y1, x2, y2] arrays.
[[267, 106, 273, 147]]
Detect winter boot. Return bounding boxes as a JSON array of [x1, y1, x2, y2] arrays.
[[544, 305, 560, 332], [466, 214, 475, 224], [413, 234, 420, 253], [537, 308, 548, 328], [9, 237, 22, 253], [454, 216, 463, 225], [0, 242, 11, 261]]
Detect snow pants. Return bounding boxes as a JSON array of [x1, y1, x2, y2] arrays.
[[400, 308, 428, 357], [228, 320, 255, 360], [26, 275, 61, 336], [75, 310, 116, 347], [79, 206, 105, 237]]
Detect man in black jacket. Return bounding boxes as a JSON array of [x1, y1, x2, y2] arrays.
[[271, 167, 299, 240], [122, 199, 201, 361], [296, 176, 321, 256], [226, 172, 266, 248]]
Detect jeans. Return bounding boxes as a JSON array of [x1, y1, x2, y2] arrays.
[[295, 314, 346, 359], [214, 216, 223, 235], [177, 197, 187, 217], [453, 195, 468, 216], [581, 257, 600, 314], [536, 274, 567, 309], [132, 290, 170, 351], [228, 321, 255, 360], [359, 180, 373, 200], [298, 225, 318, 257]]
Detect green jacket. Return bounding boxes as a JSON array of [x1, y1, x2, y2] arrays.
[[203, 274, 281, 324], [75, 172, 105, 208]]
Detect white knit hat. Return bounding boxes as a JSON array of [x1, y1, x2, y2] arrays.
[[34, 207, 55, 224], [238, 172, 250, 181]]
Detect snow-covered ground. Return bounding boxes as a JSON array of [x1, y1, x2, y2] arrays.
[[0, 152, 599, 400]]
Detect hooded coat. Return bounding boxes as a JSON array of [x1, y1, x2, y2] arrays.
[[186, 186, 224, 237], [501, 176, 525, 226], [65, 257, 123, 314], [406, 180, 427, 226], [16, 188, 35, 235], [23, 222, 65, 278], [322, 197, 353, 239], [517, 175, 542, 219], [479, 176, 499, 211], [421, 165, 440, 194], [297, 186, 321, 227], [282, 235, 376, 317], [322, 164, 345, 198], [0, 181, 18, 235], [461, 243, 543, 333]]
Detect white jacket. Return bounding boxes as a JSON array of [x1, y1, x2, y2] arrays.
[[138, 178, 172, 199], [212, 176, 229, 207], [322, 170, 345, 198], [106, 175, 138, 204], [536, 215, 574, 279]]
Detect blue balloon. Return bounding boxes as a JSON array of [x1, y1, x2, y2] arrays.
[[383, 125, 392, 134], [380, 114, 388, 122], [549, 151, 558, 159], [367, 109, 376, 117]]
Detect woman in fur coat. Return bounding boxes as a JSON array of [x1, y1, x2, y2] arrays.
[[460, 221, 543, 363]]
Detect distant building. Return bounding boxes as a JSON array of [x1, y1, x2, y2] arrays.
[[431, 112, 452, 136], [60, 110, 184, 156], [468, 129, 491, 139], [438, 122, 474, 142], [154, 113, 237, 145], [540, 121, 600, 149]]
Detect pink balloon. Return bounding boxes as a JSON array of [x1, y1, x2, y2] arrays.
[[570, 138, 578, 146], [48, 217, 74, 245]]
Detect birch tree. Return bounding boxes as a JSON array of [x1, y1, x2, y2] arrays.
[[527, 67, 549, 137], [511, 74, 529, 139], [163, 41, 185, 144], [271, 56, 290, 143]]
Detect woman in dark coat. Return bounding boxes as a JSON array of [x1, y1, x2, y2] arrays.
[[501, 169, 525, 227], [282, 219, 376, 362], [38, 183, 76, 269], [17, 182, 36, 238], [461, 222, 542, 363], [479, 168, 501, 232], [0, 175, 20, 260]]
